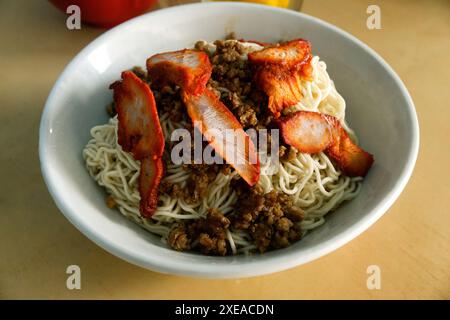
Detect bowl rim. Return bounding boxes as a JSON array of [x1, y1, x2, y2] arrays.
[[39, 2, 420, 278]]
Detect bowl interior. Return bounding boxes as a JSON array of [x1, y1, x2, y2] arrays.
[[40, 3, 418, 278]]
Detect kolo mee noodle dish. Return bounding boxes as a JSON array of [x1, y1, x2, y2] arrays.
[[83, 37, 374, 256]]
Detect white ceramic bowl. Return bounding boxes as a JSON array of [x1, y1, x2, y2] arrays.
[[39, 2, 419, 278]]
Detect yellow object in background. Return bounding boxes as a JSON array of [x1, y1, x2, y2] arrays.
[[209, 0, 303, 10], [160, 1, 303, 11], [240, 0, 290, 9]]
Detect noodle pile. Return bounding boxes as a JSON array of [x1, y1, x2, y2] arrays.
[[83, 42, 362, 254]]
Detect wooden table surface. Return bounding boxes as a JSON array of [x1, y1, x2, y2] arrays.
[[1, 0, 449, 299]]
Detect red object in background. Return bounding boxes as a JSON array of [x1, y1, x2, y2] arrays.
[[49, 0, 157, 28]]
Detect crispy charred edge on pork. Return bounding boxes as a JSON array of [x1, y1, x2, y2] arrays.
[[110, 71, 165, 217], [248, 39, 313, 118]]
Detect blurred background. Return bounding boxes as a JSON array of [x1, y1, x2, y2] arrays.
[[0, 0, 449, 299], [48, 0, 305, 28]]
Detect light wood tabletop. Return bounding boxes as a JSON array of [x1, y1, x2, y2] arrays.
[[0, 0, 449, 299]]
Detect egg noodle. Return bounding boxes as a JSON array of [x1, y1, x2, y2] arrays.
[[83, 42, 362, 255]]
